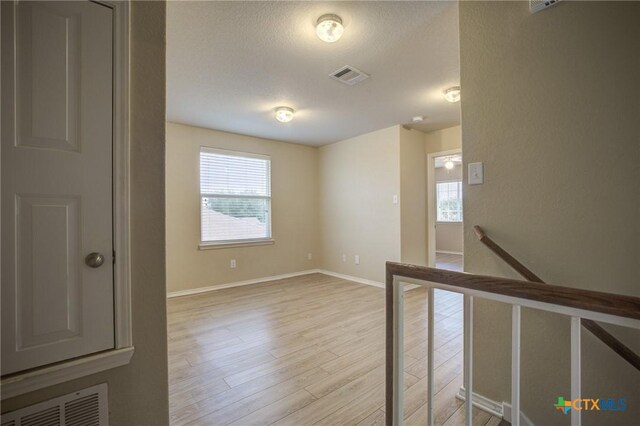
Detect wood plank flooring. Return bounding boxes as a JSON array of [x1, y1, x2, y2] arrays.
[[435, 252, 463, 272], [167, 270, 501, 425]]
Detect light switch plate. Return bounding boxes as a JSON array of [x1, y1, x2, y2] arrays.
[[468, 162, 484, 185]]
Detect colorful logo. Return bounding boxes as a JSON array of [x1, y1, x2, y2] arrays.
[[554, 397, 627, 415], [554, 397, 572, 414]]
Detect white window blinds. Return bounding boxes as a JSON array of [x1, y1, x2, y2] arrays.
[[200, 148, 271, 244]]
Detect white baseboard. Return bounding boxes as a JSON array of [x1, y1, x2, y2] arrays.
[[167, 269, 322, 298], [455, 387, 504, 418], [316, 269, 385, 288], [436, 250, 464, 255], [167, 268, 421, 299], [456, 387, 535, 426], [313, 270, 422, 291]]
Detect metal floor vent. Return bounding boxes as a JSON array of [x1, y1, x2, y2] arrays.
[[1, 383, 108, 426], [530, 0, 562, 14], [329, 65, 370, 86]]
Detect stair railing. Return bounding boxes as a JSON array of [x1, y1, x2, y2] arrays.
[[385, 262, 640, 426], [473, 225, 640, 372]]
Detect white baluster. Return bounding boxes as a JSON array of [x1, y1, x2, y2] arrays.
[[464, 295, 474, 426], [392, 277, 405, 426], [511, 305, 521, 426], [427, 287, 435, 426], [571, 316, 581, 426]]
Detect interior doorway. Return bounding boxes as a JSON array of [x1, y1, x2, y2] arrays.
[[427, 149, 463, 271]]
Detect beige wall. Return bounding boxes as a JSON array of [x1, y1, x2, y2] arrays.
[[425, 125, 461, 154], [435, 223, 463, 254], [166, 123, 431, 290], [319, 126, 402, 283], [2, 2, 169, 424], [435, 164, 463, 254], [400, 127, 428, 266], [166, 122, 320, 293], [460, 2, 640, 425], [425, 126, 462, 264]]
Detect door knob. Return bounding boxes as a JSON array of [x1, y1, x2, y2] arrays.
[[85, 252, 105, 268]]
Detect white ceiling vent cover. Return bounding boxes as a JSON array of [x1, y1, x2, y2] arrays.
[[1, 383, 108, 426], [329, 65, 370, 86], [530, 0, 562, 14]]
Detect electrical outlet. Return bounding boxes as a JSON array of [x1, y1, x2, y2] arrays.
[[392, 194, 398, 204], [230, 259, 236, 269], [342, 254, 347, 262], [307, 253, 313, 260], [354, 255, 360, 265]]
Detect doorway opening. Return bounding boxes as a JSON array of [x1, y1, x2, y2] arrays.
[[427, 150, 463, 272]]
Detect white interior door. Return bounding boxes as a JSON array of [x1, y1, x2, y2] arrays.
[[1, 1, 114, 375]]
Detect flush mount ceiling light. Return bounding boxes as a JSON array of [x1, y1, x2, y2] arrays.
[[412, 116, 425, 123], [444, 157, 455, 170], [274, 106, 294, 123], [316, 14, 344, 43], [444, 86, 461, 103]]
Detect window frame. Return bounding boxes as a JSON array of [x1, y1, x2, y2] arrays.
[[436, 179, 463, 223], [198, 147, 274, 249]]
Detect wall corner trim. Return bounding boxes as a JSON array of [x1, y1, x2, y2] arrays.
[[455, 386, 536, 426]]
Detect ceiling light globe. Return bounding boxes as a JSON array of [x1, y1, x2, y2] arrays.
[[316, 14, 344, 43], [275, 106, 294, 123], [444, 86, 461, 103]]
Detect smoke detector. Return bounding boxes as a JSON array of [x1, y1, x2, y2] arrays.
[[329, 65, 370, 86]]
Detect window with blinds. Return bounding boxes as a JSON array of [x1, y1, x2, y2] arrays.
[[200, 148, 272, 245]]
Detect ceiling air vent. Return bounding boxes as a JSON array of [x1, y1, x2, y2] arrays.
[[329, 65, 370, 86], [1, 384, 108, 426], [530, 0, 561, 14]]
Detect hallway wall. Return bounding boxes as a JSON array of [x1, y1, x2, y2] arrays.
[[459, 2, 640, 424]]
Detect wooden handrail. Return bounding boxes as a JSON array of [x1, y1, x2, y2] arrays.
[[473, 225, 640, 372], [386, 262, 640, 321]]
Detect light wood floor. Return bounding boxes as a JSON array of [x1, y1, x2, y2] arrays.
[[435, 253, 463, 273], [167, 271, 501, 425]]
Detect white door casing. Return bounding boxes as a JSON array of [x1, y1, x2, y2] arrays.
[[1, 1, 115, 375]]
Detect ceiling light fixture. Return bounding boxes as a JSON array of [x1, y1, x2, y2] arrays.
[[444, 86, 461, 103], [274, 106, 294, 123], [412, 116, 425, 123], [444, 157, 455, 170], [316, 14, 344, 43]]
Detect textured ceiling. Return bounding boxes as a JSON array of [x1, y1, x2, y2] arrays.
[[167, 1, 461, 146]]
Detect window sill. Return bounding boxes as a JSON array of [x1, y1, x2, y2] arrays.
[[1, 347, 134, 400], [199, 239, 275, 250]]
